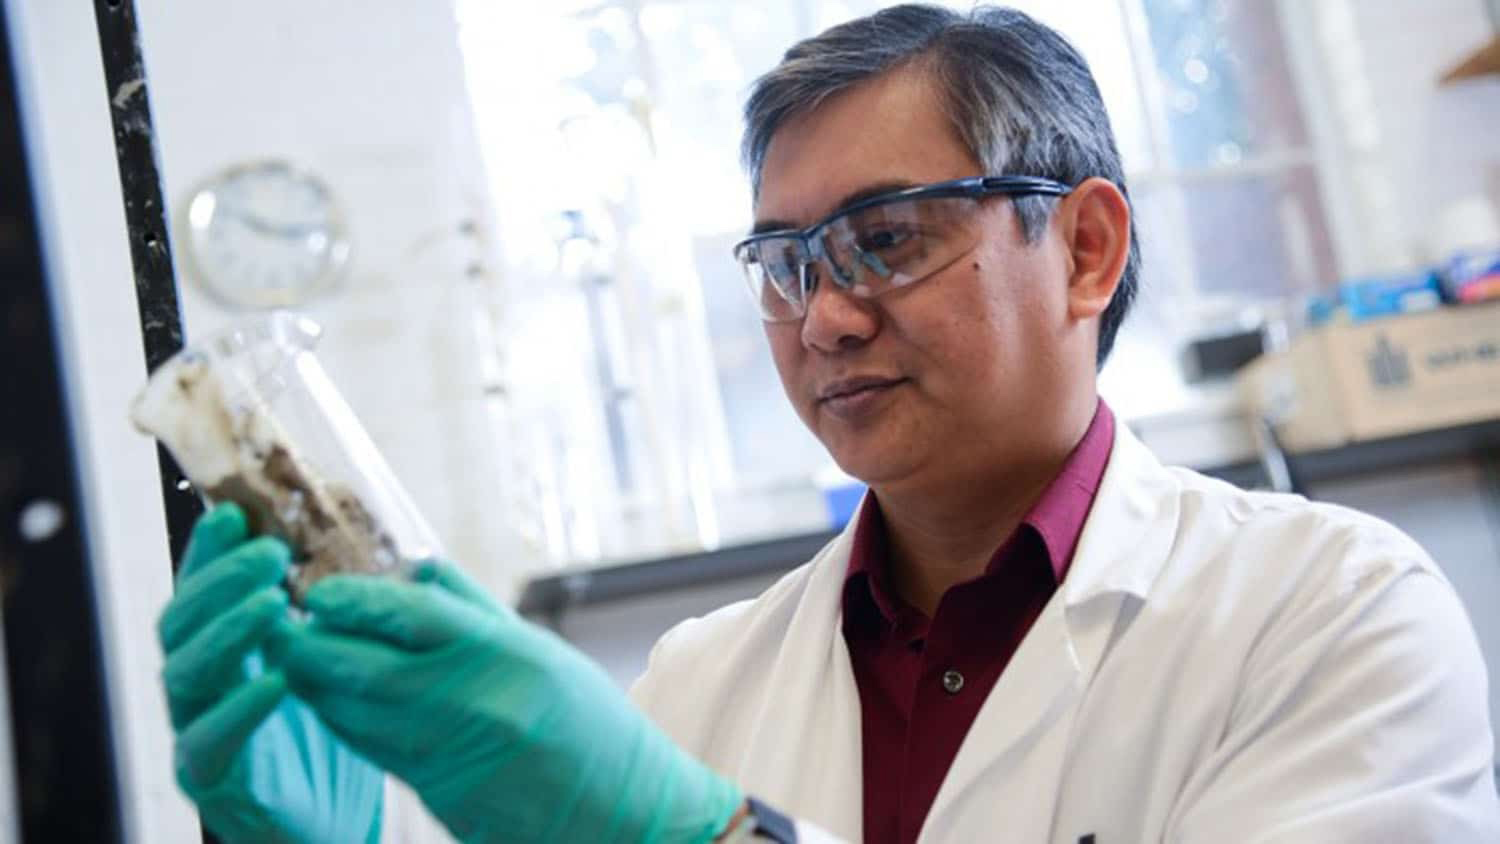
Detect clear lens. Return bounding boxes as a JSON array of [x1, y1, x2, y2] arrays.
[[824, 196, 982, 292], [736, 239, 806, 322], [734, 194, 988, 322]]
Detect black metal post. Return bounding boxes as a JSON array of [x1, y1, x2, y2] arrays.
[[91, 3, 216, 842], [92, 0, 202, 565]]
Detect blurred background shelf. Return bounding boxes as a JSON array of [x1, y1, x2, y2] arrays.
[[519, 527, 836, 618], [520, 416, 1500, 618]]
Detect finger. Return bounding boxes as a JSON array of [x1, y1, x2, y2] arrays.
[[176, 671, 287, 790], [158, 536, 291, 652], [270, 623, 415, 700], [304, 575, 488, 650], [178, 502, 248, 581], [294, 690, 416, 773], [163, 587, 289, 729], [410, 560, 502, 614]]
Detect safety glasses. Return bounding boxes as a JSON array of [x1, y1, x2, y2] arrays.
[[732, 175, 1072, 322]]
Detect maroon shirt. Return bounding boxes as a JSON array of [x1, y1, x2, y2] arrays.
[[842, 401, 1115, 844]]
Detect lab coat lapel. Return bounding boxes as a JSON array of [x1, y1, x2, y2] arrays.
[[736, 514, 866, 839], [919, 424, 1182, 842], [1062, 423, 1181, 608], [919, 586, 1083, 842]]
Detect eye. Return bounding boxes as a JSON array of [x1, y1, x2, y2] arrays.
[[859, 227, 911, 252]]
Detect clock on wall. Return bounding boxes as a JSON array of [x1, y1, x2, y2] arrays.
[[181, 160, 351, 309]]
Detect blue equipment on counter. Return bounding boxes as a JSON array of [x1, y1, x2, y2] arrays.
[[1306, 271, 1443, 327], [1442, 247, 1500, 304], [823, 482, 866, 530], [1305, 294, 1339, 328], [1339, 271, 1443, 322]]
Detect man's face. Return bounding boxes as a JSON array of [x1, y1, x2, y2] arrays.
[[754, 68, 1079, 491]]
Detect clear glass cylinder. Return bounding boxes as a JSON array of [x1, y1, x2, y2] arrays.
[[130, 312, 441, 600]]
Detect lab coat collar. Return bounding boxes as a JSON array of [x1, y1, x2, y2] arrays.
[[837, 418, 1180, 610], [1061, 419, 1181, 608], [919, 423, 1182, 841], [732, 421, 1182, 839]]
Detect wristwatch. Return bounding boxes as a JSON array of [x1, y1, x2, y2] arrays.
[[720, 797, 797, 843]]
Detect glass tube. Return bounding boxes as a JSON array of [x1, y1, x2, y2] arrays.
[[131, 312, 441, 600]]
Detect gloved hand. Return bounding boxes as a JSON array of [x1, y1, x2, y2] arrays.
[[270, 560, 744, 843], [158, 502, 384, 843]]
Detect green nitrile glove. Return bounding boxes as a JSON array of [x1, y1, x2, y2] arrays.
[[158, 502, 383, 843], [271, 561, 744, 844]]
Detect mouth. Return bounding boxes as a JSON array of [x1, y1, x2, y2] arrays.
[[817, 376, 908, 404]]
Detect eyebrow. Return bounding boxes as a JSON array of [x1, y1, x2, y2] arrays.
[[749, 180, 920, 235]]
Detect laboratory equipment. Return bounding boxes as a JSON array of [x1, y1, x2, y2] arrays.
[[131, 312, 440, 600]]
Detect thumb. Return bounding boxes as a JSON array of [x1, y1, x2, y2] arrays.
[[303, 575, 488, 649], [410, 560, 503, 614]]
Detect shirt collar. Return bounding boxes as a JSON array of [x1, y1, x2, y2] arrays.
[[842, 399, 1115, 628], [1027, 399, 1115, 581], [842, 497, 903, 627]]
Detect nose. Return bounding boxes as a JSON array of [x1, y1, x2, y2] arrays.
[[799, 261, 879, 353]]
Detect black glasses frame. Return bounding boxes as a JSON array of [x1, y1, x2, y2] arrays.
[[732, 174, 1074, 258]]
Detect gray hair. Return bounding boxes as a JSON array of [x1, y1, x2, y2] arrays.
[[742, 4, 1140, 367]]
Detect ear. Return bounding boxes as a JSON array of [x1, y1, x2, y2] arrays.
[[1057, 177, 1130, 321]]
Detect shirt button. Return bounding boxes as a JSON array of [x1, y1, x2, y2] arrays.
[[941, 669, 965, 695]]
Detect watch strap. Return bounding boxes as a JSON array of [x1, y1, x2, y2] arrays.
[[720, 797, 797, 843]]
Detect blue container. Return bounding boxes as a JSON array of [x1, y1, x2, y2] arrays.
[[1305, 294, 1339, 328], [1337, 271, 1442, 322]]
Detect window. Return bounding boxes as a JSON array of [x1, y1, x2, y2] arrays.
[[455, 0, 1347, 567]]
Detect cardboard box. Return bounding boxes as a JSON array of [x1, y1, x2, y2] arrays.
[[1239, 301, 1500, 451]]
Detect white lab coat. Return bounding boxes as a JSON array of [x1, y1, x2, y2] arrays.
[[630, 425, 1500, 843]]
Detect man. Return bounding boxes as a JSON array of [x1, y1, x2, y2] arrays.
[[157, 5, 1499, 843]]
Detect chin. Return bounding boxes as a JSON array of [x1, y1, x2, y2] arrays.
[[823, 441, 916, 488], [811, 412, 916, 483]]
